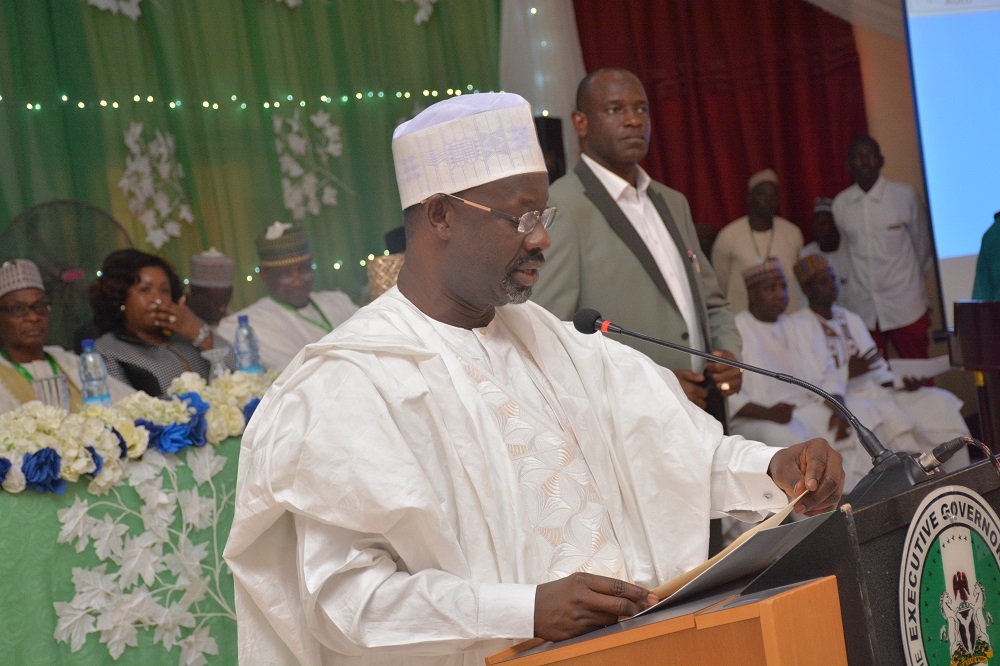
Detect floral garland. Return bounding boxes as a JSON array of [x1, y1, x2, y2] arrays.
[[0, 370, 275, 498]]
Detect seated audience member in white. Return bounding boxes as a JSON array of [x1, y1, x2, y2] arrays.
[[728, 258, 872, 489], [216, 223, 358, 371], [223, 93, 845, 665], [186, 248, 235, 329], [0, 259, 132, 414], [792, 254, 971, 473]]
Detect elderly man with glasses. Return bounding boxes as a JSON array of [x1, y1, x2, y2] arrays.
[[224, 92, 844, 666], [0, 259, 132, 414]]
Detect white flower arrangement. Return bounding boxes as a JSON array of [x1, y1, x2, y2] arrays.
[[0, 370, 273, 498], [0, 402, 142, 496]]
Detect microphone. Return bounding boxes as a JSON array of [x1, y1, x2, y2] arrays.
[[572, 308, 964, 507]]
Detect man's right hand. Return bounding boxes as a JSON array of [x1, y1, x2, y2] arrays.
[[674, 370, 709, 409], [534, 572, 658, 642]]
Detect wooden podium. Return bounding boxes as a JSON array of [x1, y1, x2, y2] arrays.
[[487, 576, 846, 666]]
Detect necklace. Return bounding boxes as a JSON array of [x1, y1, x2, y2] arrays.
[[748, 219, 776, 259], [1, 349, 61, 383]]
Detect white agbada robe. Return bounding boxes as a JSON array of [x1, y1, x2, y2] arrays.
[[728, 311, 874, 490], [224, 288, 786, 665], [794, 305, 970, 472], [216, 290, 358, 371]]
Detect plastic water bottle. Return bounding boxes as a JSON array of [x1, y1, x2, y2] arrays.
[[79, 339, 113, 406], [233, 315, 263, 374]]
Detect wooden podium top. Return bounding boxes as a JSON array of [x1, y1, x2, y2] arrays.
[[487, 576, 846, 666]]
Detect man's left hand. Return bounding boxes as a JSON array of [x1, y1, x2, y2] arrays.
[[706, 349, 742, 398], [767, 438, 844, 516]]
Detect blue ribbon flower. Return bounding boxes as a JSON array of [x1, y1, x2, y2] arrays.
[[0, 457, 11, 485], [22, 448, 67, 495], [243, 397, 261, 424], [110, 427, 128, 459], [178, 391, 209, 448], [136, 419, 192, 454], [86, 446, 103, 477]]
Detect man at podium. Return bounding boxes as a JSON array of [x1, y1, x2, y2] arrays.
[[224, 93, 845, 666]]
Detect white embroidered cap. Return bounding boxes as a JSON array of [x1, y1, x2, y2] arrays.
[[391, 92, 547, 210], [0, 259, 44, 299]]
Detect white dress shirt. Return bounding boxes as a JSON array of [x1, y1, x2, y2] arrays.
[[580, 154, 705, 369], [832, 176, 932, 330]]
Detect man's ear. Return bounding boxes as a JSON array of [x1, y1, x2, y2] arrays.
[[570, 110, 587, 141], [423, 194, 452, 241]]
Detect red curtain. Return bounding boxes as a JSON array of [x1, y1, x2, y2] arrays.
[[572, 0, 868, 240]]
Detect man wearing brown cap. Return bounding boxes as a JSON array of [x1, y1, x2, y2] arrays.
[[791, 253, 971, 475], [799, 197, 863, 314], [216, 223, 358, 371], [224, 92, 843, 665], [712, 169, 805, 313]]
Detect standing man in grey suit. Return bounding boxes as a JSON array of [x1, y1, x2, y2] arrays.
[[532, 68, 743, 420]]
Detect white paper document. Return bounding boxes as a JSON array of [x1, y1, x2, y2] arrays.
[[887, 355, 952, 387]]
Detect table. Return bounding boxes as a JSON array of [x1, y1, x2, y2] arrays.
[[0, 436, 241, 664]]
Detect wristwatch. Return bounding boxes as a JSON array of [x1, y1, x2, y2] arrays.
[[191, 322, 212, 347]]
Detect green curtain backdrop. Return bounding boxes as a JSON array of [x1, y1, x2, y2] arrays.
[[0, 0, 501, 309]]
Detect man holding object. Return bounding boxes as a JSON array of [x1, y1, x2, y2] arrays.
[[224, 93, 843, 665]]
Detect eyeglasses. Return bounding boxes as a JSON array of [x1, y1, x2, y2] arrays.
[[0, 301, 52, 319], [437, 193, 556, 234]]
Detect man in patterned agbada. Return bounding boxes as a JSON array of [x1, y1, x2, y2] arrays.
[[224, 92, 845, 666]]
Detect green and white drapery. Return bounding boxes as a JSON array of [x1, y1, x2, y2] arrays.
[[0, 0, 501, 307]]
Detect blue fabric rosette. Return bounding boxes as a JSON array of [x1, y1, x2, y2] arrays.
[[86, 446, 103, 477], [243, 397, 261, 424], [0, 457, 11, 485], [136, 420, 192, 454], [22, 448, 67, 495], [178, 391, 210, 448]]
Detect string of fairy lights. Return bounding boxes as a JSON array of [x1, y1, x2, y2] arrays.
[[2, 84, 498, 113], [5, 82, 551, 284]]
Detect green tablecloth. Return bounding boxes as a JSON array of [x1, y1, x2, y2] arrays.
[[0, 437, 241, 665]]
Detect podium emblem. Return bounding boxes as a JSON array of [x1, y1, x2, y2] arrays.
[[900, 486, 1000, 666]]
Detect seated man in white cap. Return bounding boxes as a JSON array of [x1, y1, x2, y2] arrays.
[[224, 92, 844, 665], [0, 259, 132, 414], [711, 169, 805, 313], [791, 254, 970, 472], [728, 257, 872, 490], [186, 248, 234, 328], [216, 224, 358, 371]]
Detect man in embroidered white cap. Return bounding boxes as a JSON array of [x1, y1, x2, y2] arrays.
[[0, 259, 132, 414], [216, 223, 358, 371], [225, 93, 844, 665], [712, 168, 805, 313], [186, 247, 234, 328]]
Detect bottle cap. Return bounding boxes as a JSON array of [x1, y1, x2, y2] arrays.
[[82, 339, 95, 351], [238, 315, 249, 326]]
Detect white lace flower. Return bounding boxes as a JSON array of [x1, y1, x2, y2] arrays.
[[273, 109, 351, 219], [117, 122, 195, 248]]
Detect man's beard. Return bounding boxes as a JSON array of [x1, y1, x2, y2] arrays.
[[499, 250, 544, 305], [500, 276, 532, 304]]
